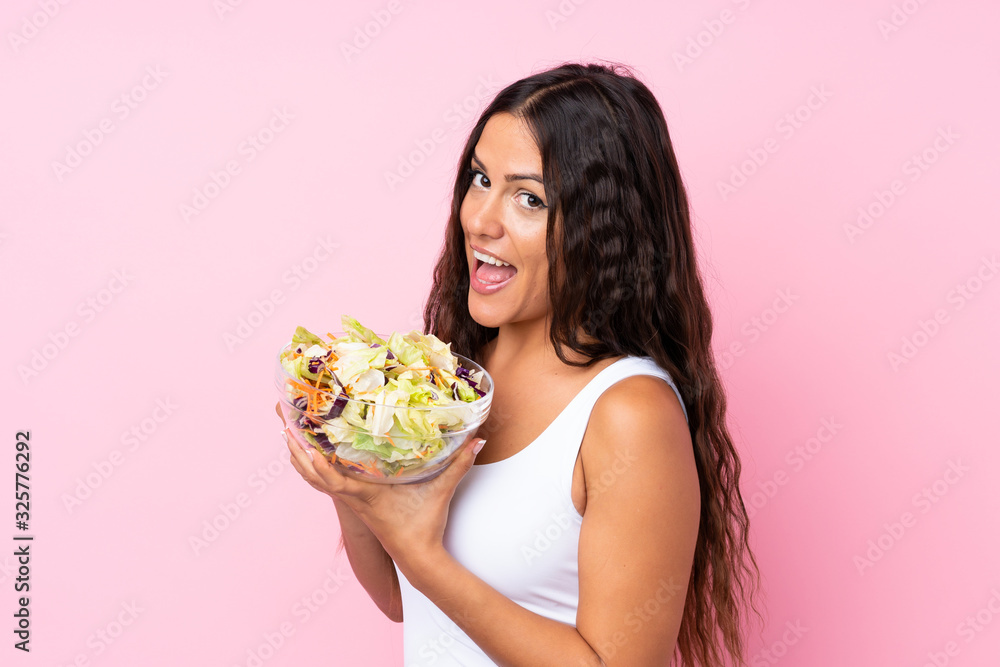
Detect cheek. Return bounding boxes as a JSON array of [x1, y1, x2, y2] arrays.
[[522, 232, 549, 279], [531, 227, 549, 263], [458, 197, 470, 231]]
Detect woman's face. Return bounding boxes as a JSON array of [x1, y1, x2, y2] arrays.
[[461, 112, 553, 330]]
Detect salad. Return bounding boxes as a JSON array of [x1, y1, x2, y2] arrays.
[[278, 315, 487, 478]]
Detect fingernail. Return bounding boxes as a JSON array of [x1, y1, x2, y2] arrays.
[[473, 438, 486, 454], [280, 430, 289, 444]]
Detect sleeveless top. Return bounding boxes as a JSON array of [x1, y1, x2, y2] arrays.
[[394, 355, 688, 666]]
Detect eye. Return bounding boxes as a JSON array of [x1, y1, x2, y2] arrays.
[[467, 167, 546, 211], [517, 192, 547, 210], [468, 168, 490, 188]]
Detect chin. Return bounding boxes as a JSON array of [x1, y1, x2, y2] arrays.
[[467, 301, 504, 330]]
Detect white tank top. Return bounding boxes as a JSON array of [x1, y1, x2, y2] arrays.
[[394, 355, 688, 666]]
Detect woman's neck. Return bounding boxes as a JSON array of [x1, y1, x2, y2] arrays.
[[484, 315, 596, 372]]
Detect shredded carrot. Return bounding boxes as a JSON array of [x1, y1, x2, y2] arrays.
[[286, 377, 330, 396], [285, 378, 339, 417]]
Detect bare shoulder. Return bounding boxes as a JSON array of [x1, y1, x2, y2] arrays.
[[591, 374, 691, 450], [581, 373, 697, 502]]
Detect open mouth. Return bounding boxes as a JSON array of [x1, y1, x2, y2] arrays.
[[471, 252, 517, 291]]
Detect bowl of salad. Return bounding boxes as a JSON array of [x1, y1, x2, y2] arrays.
[[275, 315, 493, 484]]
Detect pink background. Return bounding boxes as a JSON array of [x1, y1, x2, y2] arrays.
[[2, 1, 999, 665]]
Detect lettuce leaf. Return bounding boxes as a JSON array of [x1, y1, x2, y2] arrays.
[[387, 331, 426, 367], [332, 346, 383, 385], [405, 331, 457, 373], [292, 326, 325, 348], [342, 315, 386, 346]]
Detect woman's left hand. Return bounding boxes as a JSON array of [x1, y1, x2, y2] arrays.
[[282, 424, 485, 570]]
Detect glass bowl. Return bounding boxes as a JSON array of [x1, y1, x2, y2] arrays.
[[274, 335, 493, 484]]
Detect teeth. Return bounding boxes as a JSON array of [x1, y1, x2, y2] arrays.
[[473, 249, 511, 267]]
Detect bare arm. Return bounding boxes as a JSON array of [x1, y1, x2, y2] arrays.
[[278, 402, 402, 622], [331, 496, 403, 622], [396, 375, 700, 665]]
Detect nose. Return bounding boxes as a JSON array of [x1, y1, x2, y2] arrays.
[[462, 188, 505, 240]]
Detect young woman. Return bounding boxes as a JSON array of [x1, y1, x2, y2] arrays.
[[282, 61, 764, 666]]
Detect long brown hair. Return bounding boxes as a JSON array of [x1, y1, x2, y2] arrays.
[[422, 61, 765, 665]]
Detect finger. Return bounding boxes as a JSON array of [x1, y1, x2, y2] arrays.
[[310, 447, 367, 496], [285, 441, 320, 488], [274, 401, 287, 426], [286, 445, 310, 481], [283, 428, 318, 472], [284, 434, 346, 496], [435, 436, 486, 490], [283, 429, 358, 495], [283, 431, 314, 480]]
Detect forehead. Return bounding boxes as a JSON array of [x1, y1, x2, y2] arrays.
[[475, 113, 542, 168]]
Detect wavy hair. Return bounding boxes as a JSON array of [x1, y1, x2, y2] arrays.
[[422, 61, 765, 666]]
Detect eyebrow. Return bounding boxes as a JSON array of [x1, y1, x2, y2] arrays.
[[471, 153, 544, 185]]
